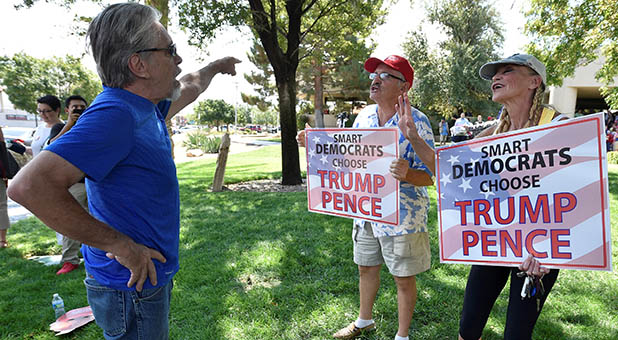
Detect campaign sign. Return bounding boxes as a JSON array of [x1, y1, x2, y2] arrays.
[[436, 113, 612, 270], [305, 128, 399, 225]]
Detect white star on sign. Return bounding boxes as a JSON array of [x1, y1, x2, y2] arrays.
[[440, 172, 452, 187], [481, 190, 495, 200], [447, 155, 459, 166], [320, 154, 328, 164], [458, 178, 472, 193], [312, 136, 321, 144], [308, 148, 316, 158], [469, 157, 479, 165]]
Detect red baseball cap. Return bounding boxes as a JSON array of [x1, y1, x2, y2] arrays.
[[364, 55, 414, 86]]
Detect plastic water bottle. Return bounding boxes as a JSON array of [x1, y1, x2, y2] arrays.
[[51, 293, 65, 319]]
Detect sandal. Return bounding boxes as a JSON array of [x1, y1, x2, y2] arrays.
[[0, 241, 8, 248]]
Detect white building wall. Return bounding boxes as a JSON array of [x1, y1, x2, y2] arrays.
[[548, 55, 618, 117], [548, 86, 578, 116]]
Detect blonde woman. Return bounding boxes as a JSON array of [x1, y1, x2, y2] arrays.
[[459, 54, 568, 340]]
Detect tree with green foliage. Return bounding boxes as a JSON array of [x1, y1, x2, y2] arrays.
[[297, 34, 374, 127], [245, 35, 373, 128], [192, 99, 236, 130], [241, 40, 277, 112], [525, 0, 618, 109], [252, 109, 278, 126], [0, 53, 101, 114], [235, 105, 253, 126], [403, 0, 503, 120], [175, 0, 386, 184], [298, 21, 381, 128]]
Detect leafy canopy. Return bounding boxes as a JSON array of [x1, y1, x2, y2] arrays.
[[174, 0, 386, 185], [403, 0, 503, 119], [242, 40, 277, 112], [0, 53, 101, 114], [192, 99, 236, 128], [525, 0, 618, 108]]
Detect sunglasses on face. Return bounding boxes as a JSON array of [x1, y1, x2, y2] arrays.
[[369, 72, 406, 83], [135, 43, 177, 58]]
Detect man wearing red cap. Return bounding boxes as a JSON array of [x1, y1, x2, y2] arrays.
[[335, 55, 435, 340]]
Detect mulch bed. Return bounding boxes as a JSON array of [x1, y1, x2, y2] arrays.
[[225, 179, 306, 192]]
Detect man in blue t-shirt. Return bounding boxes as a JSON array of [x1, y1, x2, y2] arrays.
[[8, 3, 239, 340]]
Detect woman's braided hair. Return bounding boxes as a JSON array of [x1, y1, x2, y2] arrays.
[[493, 70, 546, 135]]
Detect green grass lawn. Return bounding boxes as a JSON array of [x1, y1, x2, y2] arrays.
[[0, 146, 616, 339]]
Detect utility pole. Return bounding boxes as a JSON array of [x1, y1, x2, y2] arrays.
[[234, 80, 239, 129]]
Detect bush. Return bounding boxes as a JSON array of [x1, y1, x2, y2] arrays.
[[345, 114, 358, 127], [182, 131, 222, 153], [297, 114, 310, 129], [608, 151, 618, 164]]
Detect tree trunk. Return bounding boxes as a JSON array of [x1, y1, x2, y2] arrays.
[[278, 78, 302, 185], [247, 0, 302, 185], [145, 0, 170, 28], [313, 60, 325, 128]]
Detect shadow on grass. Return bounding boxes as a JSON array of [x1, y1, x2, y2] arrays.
[[0, 166, 614, 339], [171, 188, 356, 339], [171, 174, 618, 339]]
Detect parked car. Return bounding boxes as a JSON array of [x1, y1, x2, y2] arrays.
[[244, 124, 262, 133], [3, 126, 36, 146]]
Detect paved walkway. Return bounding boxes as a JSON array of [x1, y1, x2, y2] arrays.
[[172, 132, 278, 163], [8, 195, 32, 223]]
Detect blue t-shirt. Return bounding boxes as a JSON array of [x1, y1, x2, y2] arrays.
[[46, 86, 179, 290], [352, 104, 434, 236]]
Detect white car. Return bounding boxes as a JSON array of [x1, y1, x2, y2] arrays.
[[3, 126, 36, 146]]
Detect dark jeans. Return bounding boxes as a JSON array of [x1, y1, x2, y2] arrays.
[[84, 273, 173, 340], [452, 135, 468, 143], [459, 265, 559, 340]]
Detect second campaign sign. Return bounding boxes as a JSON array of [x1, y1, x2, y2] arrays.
[[305, 128, 399, 225], [436, 113, 612, 271]]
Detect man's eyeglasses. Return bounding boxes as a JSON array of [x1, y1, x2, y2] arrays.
[[135, 43, 177, 57], [369, 72, 406, 83], [37, 109, 54, 114]]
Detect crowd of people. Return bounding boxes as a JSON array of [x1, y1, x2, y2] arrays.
[[0, 2, 611, 340], [606, 110, 618, 151]]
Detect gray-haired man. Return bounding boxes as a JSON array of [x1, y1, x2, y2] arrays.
[[8, 3, 239, 339]]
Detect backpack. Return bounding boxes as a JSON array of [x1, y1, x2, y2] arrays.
[[0, 142, 18, 179], [5, 150, 21, 179]]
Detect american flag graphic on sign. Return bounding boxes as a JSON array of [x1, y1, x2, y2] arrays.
[[305, 128, 399, 225], [436, 113, 612, 271]]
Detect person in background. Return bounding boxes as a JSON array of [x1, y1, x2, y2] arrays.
[[455, 112, 472, 127], [458, 53, 567, 340], [475, 114, 483, 124], [438, 118, 449, 144], [0, 127, 11, 248], [30, 95, 63, 157], [299, 54, 435, 340], [451, 112, 473, 142], [47, 95, 89, 275], [8, 3, 239, 339], [607, 127, 616, 152]]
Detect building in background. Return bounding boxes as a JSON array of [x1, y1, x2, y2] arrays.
[[549, 54, 617, 117], [0, 89, 37, 128]]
